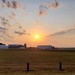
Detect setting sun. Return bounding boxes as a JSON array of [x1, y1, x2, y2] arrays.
[[35, 35, 40, 39]]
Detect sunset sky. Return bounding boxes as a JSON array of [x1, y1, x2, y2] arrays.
[[0, 0, 75, 47]]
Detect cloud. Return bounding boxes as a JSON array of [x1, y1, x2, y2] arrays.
[[0, 0, 29, 41], [0, 26, 11, 39], [51, 0, 59, 8], [46, 0, 59, 8], [0, 32, 13, 41], [11, 12, 16, 16], [4, 31, 13, 38], [18, 25, 26, 32], [11, 1, 21, 9], [39, 10, 47, 16], [18, 25, 22, 29], [48, 25, 75, 37], [0, 25, 13, 40], [14, 25, 27, 36], [0, 15, 30, 39], [6, 1, 12, 8], [1, 0, 23, 9], [2, 0, 6, 3], [39, 4, 48, 16], [0, 16, 10, 26], [0, 16, 6, 21], [1, 21, 7, 26], [14, 25, 30, 36], [39, 0, 59, 16], [14, 31, 26, 36], [0, 26, 7, 31], [0, 16, 14, 40], [0, 26, 10, 37], [0, 34, 6, 40]]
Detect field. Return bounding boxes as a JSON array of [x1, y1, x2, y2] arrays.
[[0, 48, 75, 75]]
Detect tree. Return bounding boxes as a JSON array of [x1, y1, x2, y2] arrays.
[[24, 43, 27, 48], [0, 43, 5, 45]]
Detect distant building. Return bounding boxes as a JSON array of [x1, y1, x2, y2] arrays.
[[37, 45, 54, 49], [8, 44, 24, 48], [0, 43, 8, 49], [0, 45, 8, 49]]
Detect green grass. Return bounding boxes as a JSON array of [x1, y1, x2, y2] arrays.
[[0, 48, 75, 74]]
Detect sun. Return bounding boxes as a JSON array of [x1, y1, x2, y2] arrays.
[[35, 34, 40, 39], [33, 34, 43, 42]]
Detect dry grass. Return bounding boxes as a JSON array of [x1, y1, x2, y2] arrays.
[[0, 48, 75, 74]]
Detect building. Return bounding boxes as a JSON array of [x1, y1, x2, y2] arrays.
[[0, 43, 8, 49], [8, 44, 24, 48], [0, 45, 8, 49], [37, 45, 54, 49]]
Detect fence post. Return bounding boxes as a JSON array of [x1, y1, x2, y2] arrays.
[[27, 62, 29, 72], [59, 62, 62, 71]]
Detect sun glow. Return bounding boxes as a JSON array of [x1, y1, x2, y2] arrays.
[[35, 34, 40, 39]]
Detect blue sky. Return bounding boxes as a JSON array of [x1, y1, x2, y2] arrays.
[[0, 0, 75, 47], [20, 0, 75, 33]]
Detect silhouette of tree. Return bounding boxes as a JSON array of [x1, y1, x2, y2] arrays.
[[24, 43, 27, 48], [0, 43, 5, 45]]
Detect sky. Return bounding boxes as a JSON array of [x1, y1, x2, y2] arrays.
[[0, 0, 75, 47]]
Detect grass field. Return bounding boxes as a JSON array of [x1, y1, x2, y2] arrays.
[[0, 48, 75, 75]]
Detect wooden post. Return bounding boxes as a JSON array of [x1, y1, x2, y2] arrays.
[[27, 62, 29, 71], [59, 62, 62, 71]]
